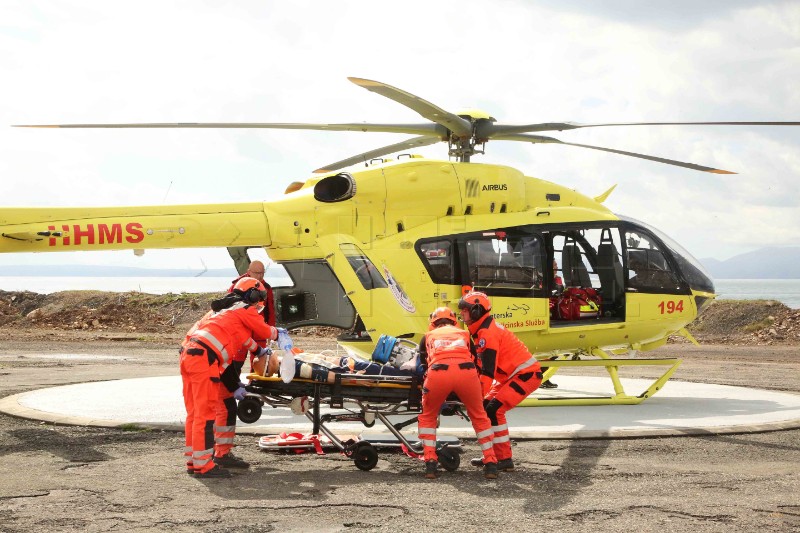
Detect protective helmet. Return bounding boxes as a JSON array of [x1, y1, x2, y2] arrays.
[[458, 291, 491, 322], [428, 307, 458, 330], [233, 276, 268, 304]]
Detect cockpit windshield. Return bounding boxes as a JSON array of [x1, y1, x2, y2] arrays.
[[619, 216, 715, 294]]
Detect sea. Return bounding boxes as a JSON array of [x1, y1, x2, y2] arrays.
[[1, 276, 799, 309]]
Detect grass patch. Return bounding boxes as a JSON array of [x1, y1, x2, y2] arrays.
[[119, 423, 152, 432], [743, 317, 774, 333]]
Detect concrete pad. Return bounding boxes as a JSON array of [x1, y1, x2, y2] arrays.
[[2, 375, 800, 439]]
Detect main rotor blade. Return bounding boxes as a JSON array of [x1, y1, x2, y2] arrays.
[[489, 121, 800, 136], [348, 77, 473, 138], [14, 122, 445, 136], [314, 136, 441, 174], [495, 133, 736, 174]]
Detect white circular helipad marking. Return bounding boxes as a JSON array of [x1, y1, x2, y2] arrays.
[[20, 353, 136, 361], [2, 376, 799, 438]]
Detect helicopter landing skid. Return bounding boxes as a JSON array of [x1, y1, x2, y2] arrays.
[[521, 349, 681, 407]]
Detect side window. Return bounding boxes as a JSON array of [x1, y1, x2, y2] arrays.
[[464, 232, 544, 296], [624, 230, 680, 292], [339, 244, 387, 290], [419, 240, 455, 284]]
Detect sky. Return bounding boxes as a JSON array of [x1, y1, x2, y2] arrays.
[[1, 0, 798, 273]]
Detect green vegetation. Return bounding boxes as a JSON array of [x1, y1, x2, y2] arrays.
[[118, 423, 152, 432], [743, 317, 775, 333]]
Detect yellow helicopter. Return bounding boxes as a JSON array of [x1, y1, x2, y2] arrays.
[[3, 77, 799, 405]]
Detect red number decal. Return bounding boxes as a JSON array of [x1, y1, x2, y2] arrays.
[[658, 300, 685, 314]]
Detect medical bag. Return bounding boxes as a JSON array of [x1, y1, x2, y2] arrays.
[[371, 334, 418, 368], [556, 287, 601, 320]]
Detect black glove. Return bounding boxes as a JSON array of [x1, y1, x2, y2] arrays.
[[484, 398, 502, 418]]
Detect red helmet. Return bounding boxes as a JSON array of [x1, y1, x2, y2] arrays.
[[428, 307, 458, 329], [458, 291, 491, 322], [233, 277, 267, 303]]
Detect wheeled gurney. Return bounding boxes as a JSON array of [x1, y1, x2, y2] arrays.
[[239, 372, 464, 471]]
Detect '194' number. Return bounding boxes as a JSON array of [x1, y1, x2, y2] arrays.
[[658, 300, 684, 314]]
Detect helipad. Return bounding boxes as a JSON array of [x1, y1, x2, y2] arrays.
[[3, 375, 800, 439]]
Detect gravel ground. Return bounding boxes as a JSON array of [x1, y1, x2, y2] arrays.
[[0, 328, 798, 532]]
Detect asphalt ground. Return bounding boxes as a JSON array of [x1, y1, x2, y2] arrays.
[[0, 332, 798, 532]]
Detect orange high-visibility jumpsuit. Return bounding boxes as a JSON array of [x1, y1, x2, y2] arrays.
[[417, 325, 496, 464], [180, 338, 221, 475], [467, 313, 542, 462], [181, 303, 277, 473], [218, 278, 275, 457]]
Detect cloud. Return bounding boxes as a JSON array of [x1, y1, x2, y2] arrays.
[[1, 0, 798, 269]]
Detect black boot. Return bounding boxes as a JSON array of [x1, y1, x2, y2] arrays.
[[483, 462, 498, 479], [498, 458, 515, 471], [471, 457, 515, 471], [214, 452, 250, 468], [424, 461, 438, 479], [195, 465, 232, 478]]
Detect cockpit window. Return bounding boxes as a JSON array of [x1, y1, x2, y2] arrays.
[[339, 244, 387, 290], [624, 230, 682, 293]]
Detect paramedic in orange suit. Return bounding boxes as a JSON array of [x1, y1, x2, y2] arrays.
[[180, 277, 282, 477], [417, 307, 498, 480], [458, 291, 543, 472], [220, 261, 276, 468]]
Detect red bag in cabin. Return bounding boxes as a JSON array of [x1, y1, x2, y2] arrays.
[[556, 287, 601, 320]]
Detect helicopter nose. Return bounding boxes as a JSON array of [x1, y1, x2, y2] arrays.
[[684, 266, 715, 316]]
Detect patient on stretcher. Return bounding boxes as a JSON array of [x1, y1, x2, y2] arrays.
[[252, 350, 423, 383]]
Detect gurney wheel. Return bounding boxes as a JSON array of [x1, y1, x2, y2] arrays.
[[352, 442, 379, 471], [438, 446, 460, 472], [237, 397, 263, 424]]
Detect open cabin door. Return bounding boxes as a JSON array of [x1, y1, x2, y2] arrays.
[[550, 225, 627, 327], [317, 234, 424, 342]]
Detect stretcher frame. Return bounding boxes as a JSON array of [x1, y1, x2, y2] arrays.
[[241, 372, 464, 471]]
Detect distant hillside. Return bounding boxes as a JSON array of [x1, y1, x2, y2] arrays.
[[701, 246, 800, 279]]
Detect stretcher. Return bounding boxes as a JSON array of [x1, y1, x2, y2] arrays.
[[240, 372, 464, 471]]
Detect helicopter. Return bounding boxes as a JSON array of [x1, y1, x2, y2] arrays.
[[3, 77, 799, 405]]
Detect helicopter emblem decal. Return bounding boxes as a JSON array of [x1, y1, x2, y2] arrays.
[[465, 179, 480, 198], [382, 266, 416, 314]]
